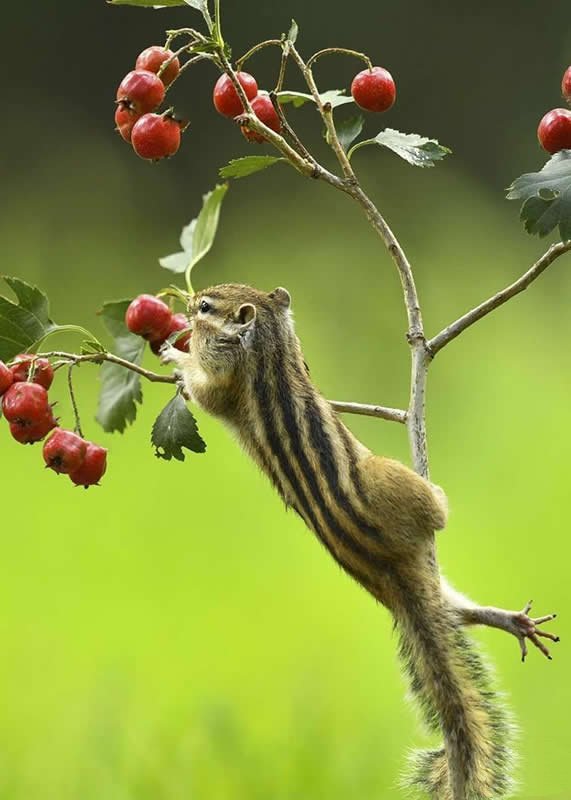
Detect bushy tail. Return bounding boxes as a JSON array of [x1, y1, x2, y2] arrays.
[[392, 574, 515, 800]]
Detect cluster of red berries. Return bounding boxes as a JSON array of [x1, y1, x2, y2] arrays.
[[0, 355, 107, 487], [115, 46, 186, 160], [212, 71, 282, 143], [125, 295, 190, 355], [537, 65, 571, 154]]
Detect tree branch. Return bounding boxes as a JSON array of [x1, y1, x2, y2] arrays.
[[428, 240, 571, 356], [330, 401, 407, 423]]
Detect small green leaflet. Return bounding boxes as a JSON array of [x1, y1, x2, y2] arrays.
[[0, 277, 58, 361], [152, 393, 206, 460], [348, 128, 451, 167], [219, 156, 285, 179], [334, 115, 364, 153], [96, 300, 145, 434], [286, 19, 299, 44], [159, 184, 229, 281], [277, 89, 355, 109], [507, 150, 571, 241]]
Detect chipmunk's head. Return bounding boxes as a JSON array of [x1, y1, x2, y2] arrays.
[[186, 283, 293, 380]]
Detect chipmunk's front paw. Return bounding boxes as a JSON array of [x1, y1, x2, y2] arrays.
[[159, 342, 181, 366], [512, 600, 559, 662]]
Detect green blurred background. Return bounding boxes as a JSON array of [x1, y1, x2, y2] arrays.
[[1, 1, 570, 798]]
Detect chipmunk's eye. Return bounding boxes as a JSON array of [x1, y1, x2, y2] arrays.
[[199, 300, 212, 314]]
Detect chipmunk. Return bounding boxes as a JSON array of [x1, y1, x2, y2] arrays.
[[162, 283, 558, 800]]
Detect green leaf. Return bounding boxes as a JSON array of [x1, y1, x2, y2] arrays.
[[507, 150, 571, 241], [183, 0, 208, 11], [108, 0, 186, 6], [287, 19, 298, 44], [151, 393, 206, 460], [96, 300, 146, 434], [277, 89, 355, 109], [159, 184, 229, 287], [81, 339, 106, 355], [335, 115, 364, 153], [0, 277, 58, 361], [348, 128, 451, 167], [219, 155, 284, 179]]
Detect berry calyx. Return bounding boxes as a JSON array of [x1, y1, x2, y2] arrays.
[[562, 66, 571, 105], [131, 113, 183, 161], [213, 72, 258, 117], [43, 429, 87, 474], [2, 382, 50, 424], [150, 312, 191, 355], [0, 361, 13, 395], [69, 443, 108, 488], [10, 354, 54, 390], [116, 70, 165, 115], [136, 46, 180, 88], [537, 108, 571, 154], [241, 93, 282, 143], [125, 295, 173, 340], [351, 66, 396, 113], [115, 102, 140, 143]]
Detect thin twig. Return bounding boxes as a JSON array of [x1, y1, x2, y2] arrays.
[[428, 240, 571, 356], [67, 364, 84, 438], [330, 401, 407, 423], [235, 39, 284, 70], [306, 47, 373, 72]]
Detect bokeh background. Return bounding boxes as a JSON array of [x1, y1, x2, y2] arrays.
[[1, 1, 570, 798]]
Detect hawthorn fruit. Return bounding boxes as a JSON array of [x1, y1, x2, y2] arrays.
[[136, 46, 180, 88], [115, 103, 140, 143], [562, 66, 571, 104], [9, 411, 57, 444], [0, 361, 13, 395], [150, 312, 191, 355], [351, 66, 396, 112], [10, 354, 54, 390], [537, 108, 571, 154], [125, 295, 173, 339], [116, 70, 165, 115], [241, 93, 282, 143], [69, 443, 108, 488], [2, 382, 51, 424], [213, 72, 258, 117], [131, 113, 183, 160], [43, 429, 88, 474]]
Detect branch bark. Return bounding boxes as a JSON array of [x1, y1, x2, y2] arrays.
[[428, 241, 571, 356]]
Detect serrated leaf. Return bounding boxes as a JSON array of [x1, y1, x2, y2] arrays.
[[96, 300, 145, 434], [335, 115, 364, 153], [348, 128, 451, 167], [287, 19, 298, 44], [81, 339, 106, 355], [0, 276, 59, 361], [108, 0, 186, 6], [507, 150, 571, 241], [277, 89, 355, 109], [160, 184, 229, 284], [219, 156, 284, 179], [152, 393, 206, 460]]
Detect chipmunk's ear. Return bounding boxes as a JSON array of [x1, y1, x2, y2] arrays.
[[268, 287, 291, 309], [236, 302, 257, 327]]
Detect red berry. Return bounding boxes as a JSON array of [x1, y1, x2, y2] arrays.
[[43, 429, 87, 474], [241, 93, 282, 143], [9, 411, 57, 444], [150, 313, 191, 355], [2, 382, 50, 424], [69, 443, 108, 488], [351, 66, 396, 113], [136, 46, 180, 88], [10, 354, 54, 390], [131, 113, 182, 161], [125, 295, 173, 340], [0, 361, 13, 395], [115, 103, 141, 143], [116, 70, 165, 115], [213, 72, 258, 117], [562, 66, 571, 104], [537, 108, 571, 154]]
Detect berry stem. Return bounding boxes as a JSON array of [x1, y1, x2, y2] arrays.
[[67, 364, 84, 439], [306, 47, 373, 72], [235, 39, 284, 71], [213, 0, 223, 48]]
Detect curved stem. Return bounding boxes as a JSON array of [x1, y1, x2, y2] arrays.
[[67, 365, 84, 438], [306, 47, 372, 71], [236, 39, 284, 70]]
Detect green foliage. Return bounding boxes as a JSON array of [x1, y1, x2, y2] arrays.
[[0, 277, 58, 361], [219, 156, 285, 179], [334, 115, 364, 153], [277, 89, 355, 109], [286, 19, 299, 44], [507, 150, 571, 241], [348, 128, 451, 166], [159, 184, 229, 289], [96, 300, 145, 434], [151, 393, 206, 460]]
